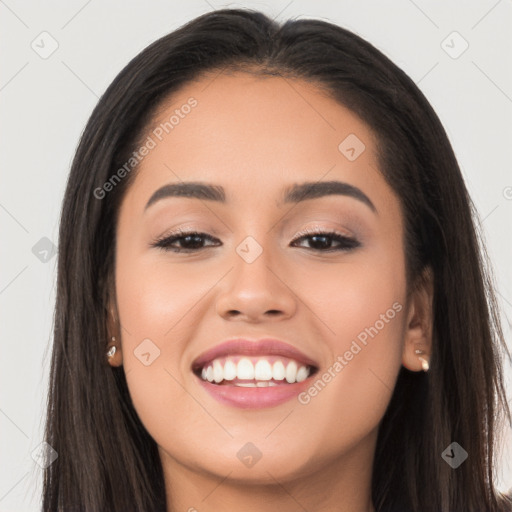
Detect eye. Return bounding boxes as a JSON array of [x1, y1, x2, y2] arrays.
[[290, 228, 361, 252], [150, 228, 361, 253], [151, 230, 220, 252]]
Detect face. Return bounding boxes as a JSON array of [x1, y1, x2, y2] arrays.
[[110, 71, 422, 488]]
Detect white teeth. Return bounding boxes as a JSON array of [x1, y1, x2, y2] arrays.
[[296, 365, 309, 382], [285, 361, 298, 383], [254, 360, 273, 380], [223, 359, 237, 380], [235, 381, 278, 388], [272, 360, 286, 380], [237, 358, 255, 380], [199, 357, 312, 384], [213, 360, 223, 383]]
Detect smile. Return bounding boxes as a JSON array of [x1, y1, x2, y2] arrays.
[[191, 338, 319, 408], [195, 356, 314, 386]]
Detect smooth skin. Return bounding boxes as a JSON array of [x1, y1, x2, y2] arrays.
[[107, 71, 433, 512]]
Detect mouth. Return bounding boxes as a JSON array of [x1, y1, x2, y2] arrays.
[[193, 355, 318, 386], [191, 338, 319, 408]]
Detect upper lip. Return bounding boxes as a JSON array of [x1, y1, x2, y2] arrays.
[[191, 338, 320, 371]]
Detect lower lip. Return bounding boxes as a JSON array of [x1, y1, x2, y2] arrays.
[[195, 375, 313, 409]]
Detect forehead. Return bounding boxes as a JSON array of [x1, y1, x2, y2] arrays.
[[122, 71, 385, 210]]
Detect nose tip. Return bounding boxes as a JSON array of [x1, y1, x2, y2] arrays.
[[215, 250, 296, 323]]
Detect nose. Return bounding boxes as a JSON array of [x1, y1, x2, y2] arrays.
[[215, 240, 297, 323]]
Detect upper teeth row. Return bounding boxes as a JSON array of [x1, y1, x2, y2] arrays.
[[200, 357, 311, 384]]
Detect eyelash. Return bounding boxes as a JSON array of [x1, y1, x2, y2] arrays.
[[150, 227, 361, 253]]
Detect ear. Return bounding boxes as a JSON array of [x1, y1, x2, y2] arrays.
[[105, 294, 123, 367], [402, 266, 434, 372]]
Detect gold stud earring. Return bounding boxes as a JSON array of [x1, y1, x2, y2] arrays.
[[414, 348, 429, 372], [107, 337, 117, 359]]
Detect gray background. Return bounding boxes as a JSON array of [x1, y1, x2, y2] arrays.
[[1, 0, 511, 509]]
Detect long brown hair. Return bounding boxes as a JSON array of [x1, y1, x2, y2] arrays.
[[42, 8, 512, 511]]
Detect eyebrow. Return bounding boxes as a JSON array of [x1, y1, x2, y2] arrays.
[[144, 180, 377, 213]]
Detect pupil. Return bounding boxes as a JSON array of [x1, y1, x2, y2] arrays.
[[311, 235, 329, 248], [184, 235, 202, 248]]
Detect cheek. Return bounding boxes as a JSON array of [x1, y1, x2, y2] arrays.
[[115, 261, 199, 445], [294, 250, 407, 449], [297, 243, 406, 345], [115, 253, 214, 341]]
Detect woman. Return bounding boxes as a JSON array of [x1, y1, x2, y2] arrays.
[[42, 8, 512, 512]]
